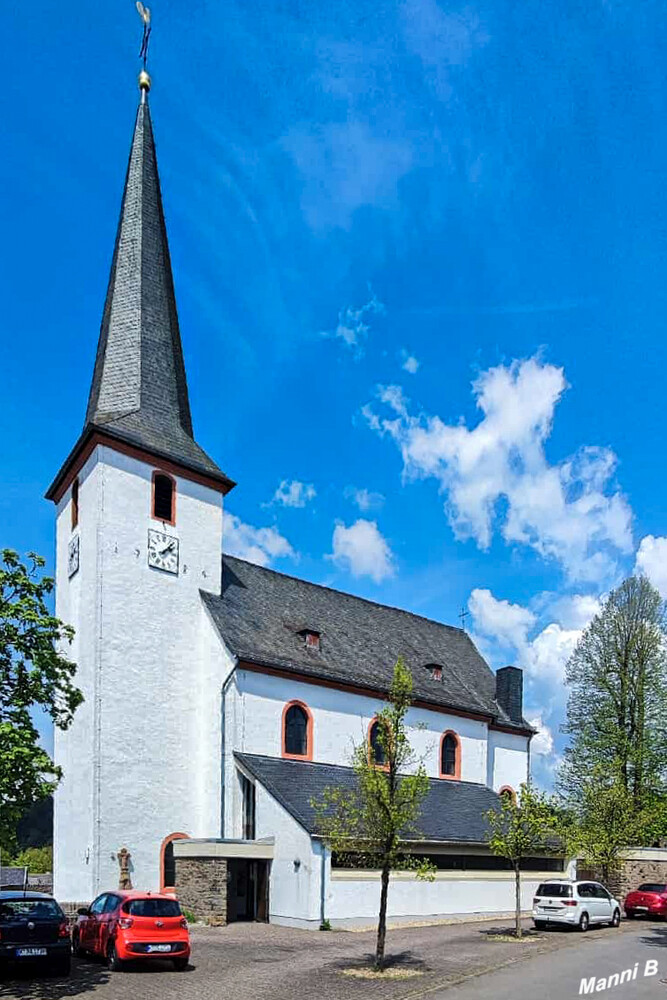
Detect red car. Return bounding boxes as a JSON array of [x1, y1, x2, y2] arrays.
[[72, 891, 190, 971], [624, 883, 667, 920]]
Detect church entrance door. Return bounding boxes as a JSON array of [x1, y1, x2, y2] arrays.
[[227, 859, 269, 923]]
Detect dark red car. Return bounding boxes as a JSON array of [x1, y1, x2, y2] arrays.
[[624, 883, 667, 919], [72, 891, 190, 971]]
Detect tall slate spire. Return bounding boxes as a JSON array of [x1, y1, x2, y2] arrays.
[[47, 75, 234, 500]]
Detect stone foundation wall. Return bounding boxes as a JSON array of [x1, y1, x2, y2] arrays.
[[578, 854, 667, 901], [175, 857, 228, 925]]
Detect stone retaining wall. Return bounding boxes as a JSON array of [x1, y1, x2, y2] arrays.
[[175, 857, 228, 925], [578, 850, 667, 900]]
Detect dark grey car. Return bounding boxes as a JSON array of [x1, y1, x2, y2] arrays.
[[0, 891, 71, 975]]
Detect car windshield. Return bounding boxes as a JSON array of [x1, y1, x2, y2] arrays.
[[638, 884, 667, 893], [536, 883, 572, 898], [122, 898, 181, 917], [0, 899, 62, 920]]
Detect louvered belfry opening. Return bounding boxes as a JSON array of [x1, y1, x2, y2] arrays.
[[153, 472, 174, 522]]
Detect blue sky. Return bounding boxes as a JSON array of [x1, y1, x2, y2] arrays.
[[3, 0, 667, 787]]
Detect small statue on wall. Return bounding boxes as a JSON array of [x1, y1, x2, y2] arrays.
[[117, 847, 133, 890]]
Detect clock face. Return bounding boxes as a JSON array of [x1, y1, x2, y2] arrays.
[[147, 529, 179, 575], [68, 535, 80, 578]]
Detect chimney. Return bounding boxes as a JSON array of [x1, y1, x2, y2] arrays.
[[495, 666, 523, 724]]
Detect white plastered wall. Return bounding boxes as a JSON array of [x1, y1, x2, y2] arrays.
[[232, 668, 491, 782], [487, 728, 530, 792], [53, 445, 228, 900]]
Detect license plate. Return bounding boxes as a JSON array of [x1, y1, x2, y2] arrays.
[[636, 906, 648, 911], [543, 906, 560, 911], [147, 944, 172, 953], [16, 948, 48, 957]]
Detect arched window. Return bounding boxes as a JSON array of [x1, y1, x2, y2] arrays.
[[71, 478, 79, 530], [440, 731, 461, 779], [499, 785, 516, 804], [152, 471, 176, 524], [160, 832, 189, 892], [282, 701, 312, 759], [368, 718, 388, 767]]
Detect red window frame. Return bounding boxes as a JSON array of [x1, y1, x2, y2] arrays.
[[281, 700, 313, 760], [439, 730, 461, 780]]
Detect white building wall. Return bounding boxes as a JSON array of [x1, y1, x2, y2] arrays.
[[488, 729, 530, 792], [326, 870, 557, 927], [54, 445, 226, 901], [250, 779, 322, 928], [234, 668, 493, 783]]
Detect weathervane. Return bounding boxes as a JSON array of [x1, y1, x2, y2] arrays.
[[136, 2, 152, 69], [458, 606, 470, 631]]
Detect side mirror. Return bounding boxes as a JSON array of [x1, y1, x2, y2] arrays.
[[77, 907, 90, 916]]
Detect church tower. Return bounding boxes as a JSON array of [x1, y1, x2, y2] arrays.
[[47, 71, 234, 901]]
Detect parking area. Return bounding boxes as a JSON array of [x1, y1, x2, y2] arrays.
[[0, 917, 639, 1000]]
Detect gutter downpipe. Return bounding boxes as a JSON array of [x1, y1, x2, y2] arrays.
[[220, 657, 239, 839], [319, 838, 327, 927]]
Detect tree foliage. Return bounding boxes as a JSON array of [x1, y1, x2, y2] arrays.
[[559, 576, 667, 810], [0, 550, 81, 850], [487, 784, 556, 938], [313, 659, 433, 970], [558, 768, 647, 884]]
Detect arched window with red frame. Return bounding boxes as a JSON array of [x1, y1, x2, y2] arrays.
[[160, 832, 189, 892], [282, 701, 313, 759], [368, 717, 390, 767], [499, 785, 516, 804], [439, 731, 461, 779], [152, 471, 176, 525]]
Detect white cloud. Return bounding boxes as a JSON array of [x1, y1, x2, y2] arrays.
[[271, 480, 316, 508], [329, 518, 395, 583], [635, 535, 667, 598], [526, 714, 555, 757], [321, 294, 385, 356], [345, 486, 385, 512], [469, 588, 536, 650], [364, 358, 633, 581], [469, 588, 588, 688], [549, 593, 602, 630], [400, 350, 420, 374], [223, 513, 295, 567]]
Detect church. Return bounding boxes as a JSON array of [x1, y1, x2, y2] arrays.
[[47, 69, 562, 928]]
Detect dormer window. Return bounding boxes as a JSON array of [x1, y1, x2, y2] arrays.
[[152, 471, 176, 524], [425, 663, 443, 682], [299, 629, 321, 651]]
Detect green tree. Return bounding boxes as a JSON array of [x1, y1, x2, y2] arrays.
[[560, 769, 644, 884], [487, 784, 556, 938], [8, 845, 53, 874], [559, 576, 667, 811], [313, 659, 433, 971], [0, 550, 81, 851]]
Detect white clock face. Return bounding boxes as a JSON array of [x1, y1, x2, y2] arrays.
[[68, 535, 80, 578], [147, 529, 179, 575]]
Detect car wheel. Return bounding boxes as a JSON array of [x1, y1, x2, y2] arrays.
[[625, 910, 635, 919], [173, 957, 189, 971], [534, 920, 547, 930], [72, 931, 85, 958], [611, 909, 621, 928], [578, 912, 589, 932], [107, 941, 124, 972], [52, 957, 72, 976]]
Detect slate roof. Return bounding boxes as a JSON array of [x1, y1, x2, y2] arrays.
[[236, 753, 501, 843], [47, 92, 233, 498], [204, 556, 532, 732], [0, 867, 27, 889]]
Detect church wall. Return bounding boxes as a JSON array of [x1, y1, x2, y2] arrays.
[[53, 450, 102, 901], [53, 446, 226, 901], [234, 668, 490, 783], [251, 780, 321, 928], [487, 729, 529, 792], [326, 869, 557, 928]]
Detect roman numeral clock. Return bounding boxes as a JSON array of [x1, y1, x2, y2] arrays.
[[147, 529, 179, 574]]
